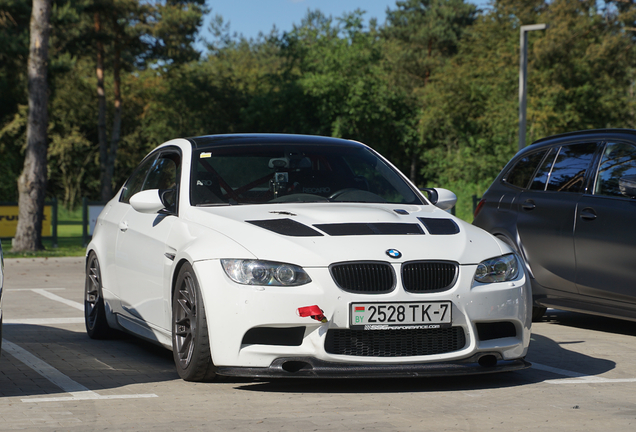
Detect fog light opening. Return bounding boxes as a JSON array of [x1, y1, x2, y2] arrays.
[[281, 361, 312, 373], [478, 355, 498, 368]]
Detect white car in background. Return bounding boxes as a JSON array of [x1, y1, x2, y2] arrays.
[[85, 134, 531, 381]]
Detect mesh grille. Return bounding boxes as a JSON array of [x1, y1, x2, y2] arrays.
[[325, 327, 466, 357], [330, 262, 395, 294], [402, 261, 458, 293]]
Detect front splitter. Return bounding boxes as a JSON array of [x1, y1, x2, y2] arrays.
[[217, 355, 531, 379]]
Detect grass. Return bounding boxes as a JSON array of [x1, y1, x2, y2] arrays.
[[2, 205, 87, 258]]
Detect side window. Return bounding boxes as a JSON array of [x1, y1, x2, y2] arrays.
[[144, 153, 181, 191], [120, 155, 158, 204], [545, 142, 598, 193], [529, 147, 558, 191], [143, 152, 181, 212], [595, 142, 636, 198], [504, 150, 547, 189]]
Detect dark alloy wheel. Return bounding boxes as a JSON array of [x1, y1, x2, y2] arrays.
[[85, 252, 113, 339], [172, 262, 217, 382]]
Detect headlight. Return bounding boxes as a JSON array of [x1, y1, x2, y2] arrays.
[[474, 254, 519, 283], [221, 259, 311, 286]]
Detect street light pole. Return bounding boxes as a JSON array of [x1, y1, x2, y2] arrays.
[[519, 23, 548, 151]]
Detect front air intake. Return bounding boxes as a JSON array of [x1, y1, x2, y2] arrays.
[[325, 327, 466, 357]]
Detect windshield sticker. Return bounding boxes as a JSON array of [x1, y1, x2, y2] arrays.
[[200, 152, 212, 158]]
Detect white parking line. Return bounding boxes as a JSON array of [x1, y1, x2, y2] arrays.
[[4, 289, 84, 325], [5, 318, 84, 325], [533, 362, 636, 384], [5, 288, 66, 291], [31, 288, 84, 311], [1, 340, 158, 403]]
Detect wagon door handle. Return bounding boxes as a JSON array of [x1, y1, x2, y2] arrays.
[[580, 208, 597, 221], [521, 200, 536, 211], [118, 221, 128, 232]]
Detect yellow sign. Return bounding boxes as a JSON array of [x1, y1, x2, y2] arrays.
[[0, 205, 52, 237]]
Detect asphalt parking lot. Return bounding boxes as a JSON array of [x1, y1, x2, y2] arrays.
[[1, 258, 636, 431]]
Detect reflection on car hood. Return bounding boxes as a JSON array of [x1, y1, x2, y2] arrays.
[[186, 203, 505, 266]]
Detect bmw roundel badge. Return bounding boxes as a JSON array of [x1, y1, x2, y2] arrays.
[[386, 249, 402, 259]]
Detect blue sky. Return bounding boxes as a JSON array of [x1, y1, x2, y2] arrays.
[[199, 0, 492, 45]]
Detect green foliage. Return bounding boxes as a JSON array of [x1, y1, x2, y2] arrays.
[[281, 10, 420, 171], [3, 0, 636, 226], [530, 0, 636, 136], [417, 0, 636, 221]]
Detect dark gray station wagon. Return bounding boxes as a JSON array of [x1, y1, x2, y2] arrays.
[[474, 129, 636, 322]]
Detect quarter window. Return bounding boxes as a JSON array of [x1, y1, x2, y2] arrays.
[[504, 150, 547, 189], [595, 142, 636, 198]]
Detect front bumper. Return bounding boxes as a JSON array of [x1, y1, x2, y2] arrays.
[[218, 354, 531, 378], [194, 259, 532, 373]]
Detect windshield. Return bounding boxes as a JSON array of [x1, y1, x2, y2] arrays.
[[190, 143, 424, 206]]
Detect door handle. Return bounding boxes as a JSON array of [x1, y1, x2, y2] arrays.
[[521, 200, 536, 211], [118, 221, 128, 232], [580, 208, 597, 221]]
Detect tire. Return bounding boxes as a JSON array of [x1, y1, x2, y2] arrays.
[[532, 306, 547, 322], [172, 262, 217, 382], [85, 252, 114, 339]]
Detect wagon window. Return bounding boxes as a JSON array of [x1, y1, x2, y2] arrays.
[[595, 142, 636, 198], [545, 143, 597, 193], [504, 150, 547, 189], [529, 147, 558, 191]]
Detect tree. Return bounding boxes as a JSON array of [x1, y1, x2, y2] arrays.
[[13, 0, 51, 252], [269, 10, 420, 174], [93, 0, 207, 201], [417, 0, 636, 220], [383, 0, 477, 181], [0, 0, 31, 202]]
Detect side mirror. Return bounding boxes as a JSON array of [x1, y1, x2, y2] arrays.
[[130, 189, 165, 214], [421, 188, 457, 211], [619, 175, 636, 198]]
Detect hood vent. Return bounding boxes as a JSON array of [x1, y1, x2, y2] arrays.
[[314, 223, 424, 236], [247, 219, 323, 237], [418, 218, 460, 235]]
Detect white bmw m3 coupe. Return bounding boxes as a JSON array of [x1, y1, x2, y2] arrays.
[[85, 134, 531, 381]]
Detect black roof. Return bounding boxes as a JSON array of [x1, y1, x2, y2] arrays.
[[187, 133, 363, 149], [531, 128, 636, 146]]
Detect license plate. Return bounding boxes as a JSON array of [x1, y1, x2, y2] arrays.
[[350, 301, 452, 330]]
